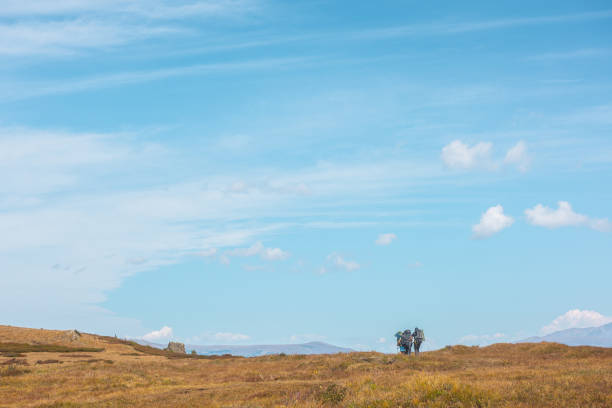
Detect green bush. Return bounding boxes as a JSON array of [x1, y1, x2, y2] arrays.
[[317, 383, 347, 405]]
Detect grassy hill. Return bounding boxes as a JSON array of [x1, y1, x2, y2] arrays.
[[1, 325, 611, 407]]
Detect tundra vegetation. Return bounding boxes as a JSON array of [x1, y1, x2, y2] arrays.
[[0, 325, 611, 407]]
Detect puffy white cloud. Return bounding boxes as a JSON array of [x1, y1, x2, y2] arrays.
[[472, 205, 514, 238], [541, 309, 612, 335], [142, 326, 173, 342], [525, 201, 610, 231], [441, 140, 493, 170], [328, 253, 360, 271], [504, 141, 530, 172], [375, 233, 396, 245]]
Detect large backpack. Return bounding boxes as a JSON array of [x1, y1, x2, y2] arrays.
[[414, 329, 425, 341]]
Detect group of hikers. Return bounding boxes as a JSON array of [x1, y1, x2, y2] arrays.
[[395, 327, 425, 356]]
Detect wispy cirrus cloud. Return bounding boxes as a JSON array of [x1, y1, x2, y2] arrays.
[[2, 57, 313, 100], [0, 0, 257, 19], [354, 10, 612, 40], [0, 0, 258, 56], [526, 48, 611, 61], [0, 20, 179, 56]]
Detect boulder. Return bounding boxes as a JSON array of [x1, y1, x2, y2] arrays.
[[165, 341, 186, 354]]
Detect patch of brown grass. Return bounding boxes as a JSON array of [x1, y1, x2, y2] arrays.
[[0, 364, 31, 377], [0, 326, 610, 407], [35, 359, 63, 365]]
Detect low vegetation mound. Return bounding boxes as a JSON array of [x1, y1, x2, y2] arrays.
[[0, 342, 104, 353]]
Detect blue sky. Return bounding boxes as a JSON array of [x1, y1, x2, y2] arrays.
[[1, 0, 611, 352]]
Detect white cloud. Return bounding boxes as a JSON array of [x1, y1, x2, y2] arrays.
[[441, 140, 493, 170], [541, 309, 612, 335], [328, 253, 360, 271], [442, 140, 531, 172], [142, 326, 173, 342], [0, 20, 177, 57], [198, 248, 218, 257], [224, 242, 289, 262], [226, 242, 264, 257], [261, 247, 290, 260], [375, 233, 396, 245], [377, 337, 387, 343], [0, 125, 522, 336], [525, 201, 610, 231], [472, 205, 514, 238], [504, 141, 530, 172]]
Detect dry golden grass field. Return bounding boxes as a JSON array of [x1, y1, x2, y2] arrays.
[[1, 325, 611, 407]]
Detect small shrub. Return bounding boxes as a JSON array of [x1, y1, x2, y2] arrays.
[[317, 384, 347, 405], [1, 352, 25, 357], [83, 359, 114, 364]]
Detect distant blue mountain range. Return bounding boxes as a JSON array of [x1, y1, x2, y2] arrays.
[[520, 322, 612, 347], [135, 340, 354, 357]]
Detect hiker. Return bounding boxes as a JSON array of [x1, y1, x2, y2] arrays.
[[413, 327, 425, 356], [395, 331, 406, 354], [396, 329, 413, 355]]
